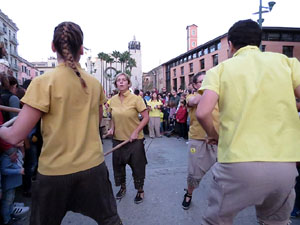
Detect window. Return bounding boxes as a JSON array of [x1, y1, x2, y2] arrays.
[[188, 55, 192, 60], [189, 74, 193, 83], [3, 24, 7, 34], [217, 42, 221, 50], [282, 46, 293, 57], [180, 66, 184, 75], [52, 63, 55, 67], [295, 34, 300, 42], [213, 54, 218, 66], [192, 42, 196, 47], [40, 71, 44, 75], [180, 77, 185, 90], [173, 78, 177, 91], [268, 33, 280, 41], [261, 45, 266, 52], [200, 59, 205, 69], [204, 48, 208, 54], [281, 33, 293, 42], [173, 68, 176, 77], [209, 45, 216, 53], [199, 50, 204, 56], [193, 52, 197, 58], [189, 63, 193, 73], [192, 30, 196, 36]]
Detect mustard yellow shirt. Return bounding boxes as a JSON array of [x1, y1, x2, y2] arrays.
[[200, 45, 300, 163], [187, 93, 219, 140], [21, 63, 106, 175], [148, 100, 163, 117], [109, 90, 147, 140]]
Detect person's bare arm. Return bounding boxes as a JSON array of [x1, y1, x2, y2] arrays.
[[130, 109, 149, 142], [0, 104, 42, 145], [187, 94, 201, 107], [196, 90, 219, 143]]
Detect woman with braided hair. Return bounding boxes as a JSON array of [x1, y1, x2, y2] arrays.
[[0, 21, 122, 225]]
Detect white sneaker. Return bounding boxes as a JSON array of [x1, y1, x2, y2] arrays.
[[13, 202, 25, 207], [12, 206, 30, 218]]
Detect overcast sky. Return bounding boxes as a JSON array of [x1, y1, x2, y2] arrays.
[[1, 0, 300, 72]]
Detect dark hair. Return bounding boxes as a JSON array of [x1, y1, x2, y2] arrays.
[[134, 89, 140, 95], [180, 99, 186, 106], [228, 19, 262, 50], [0, 72, 9, 90], [22, 79, 32, 89], [151, 91, 158, 101], [192, 72, 203, 84], [8, 76, 18, 87], [53, 21, 87, 89]]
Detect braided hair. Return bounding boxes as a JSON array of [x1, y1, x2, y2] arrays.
[[53, 22, 87, 89]]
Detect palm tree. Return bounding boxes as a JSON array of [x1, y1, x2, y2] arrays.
[[119, 51, 130, 72], [112, 50, 120, 72], [126, 57, 136, 76]]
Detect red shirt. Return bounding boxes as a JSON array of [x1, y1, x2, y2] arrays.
[[176, 106, 188, 123]]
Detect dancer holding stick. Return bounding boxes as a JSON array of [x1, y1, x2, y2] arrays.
[[107, 72, 149, 204], [0, 21, 122, 225]]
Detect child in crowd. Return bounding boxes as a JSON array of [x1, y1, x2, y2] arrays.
[[175, 100, 188, 139]]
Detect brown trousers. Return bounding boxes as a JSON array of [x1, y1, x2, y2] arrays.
[[202, 162, 297, 225], [30, 163, 121, 225], [149, 117, 161, 138]]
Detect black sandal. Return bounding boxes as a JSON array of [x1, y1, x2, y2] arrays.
[[134, 190, 144, 204], [182, 190, 192, 210], [116, 187, 126, 200]]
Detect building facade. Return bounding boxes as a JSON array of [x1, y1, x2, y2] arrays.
[[143, 65, 164, 92], [18, 56, 39, 84], [163, 27, 300, 92], [31, 57, 58, 76], [0, 9, 19, 78]]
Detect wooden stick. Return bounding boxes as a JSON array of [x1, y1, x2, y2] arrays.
[[1, 116, 17, 127], [0, 105, 21, 113], [104, 140, 130, 156]]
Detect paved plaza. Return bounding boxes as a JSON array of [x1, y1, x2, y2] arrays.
[[17, 136, 300, 225]]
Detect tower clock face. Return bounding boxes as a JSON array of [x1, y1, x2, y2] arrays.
[[104, 67, 117, 79]]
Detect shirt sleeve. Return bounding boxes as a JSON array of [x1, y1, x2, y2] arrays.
[[289, 58, 300, 89], [136, 95, 147, 113], [199, 67, 220, 95], [21, 77, 50, 113], [99, 82, 107, 105]]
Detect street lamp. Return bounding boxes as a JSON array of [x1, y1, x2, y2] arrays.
[[253, 0, 276, 28]]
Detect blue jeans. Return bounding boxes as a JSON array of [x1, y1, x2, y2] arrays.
[[1, 188, 15, 224]]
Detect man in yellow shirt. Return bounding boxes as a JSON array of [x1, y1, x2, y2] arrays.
[[182, 72, 219, 210], [197, 19, 300, 225]]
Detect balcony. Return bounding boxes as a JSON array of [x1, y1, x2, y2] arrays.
[[10, 36, 19, 45], [11, 64, 19, 72], [10, 50, 18, 58]]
